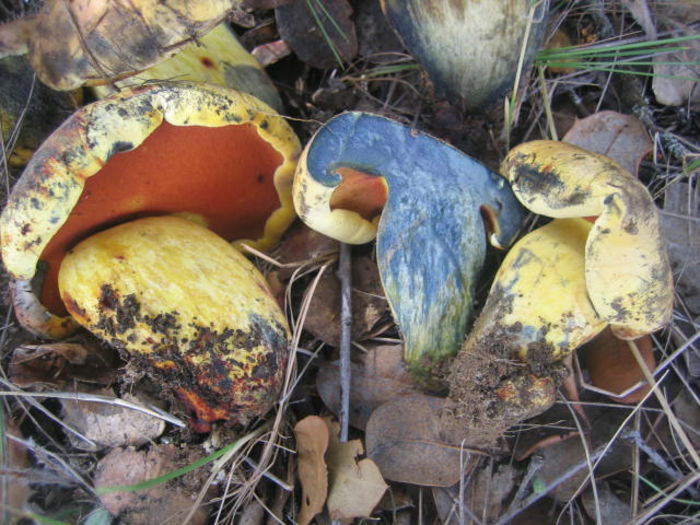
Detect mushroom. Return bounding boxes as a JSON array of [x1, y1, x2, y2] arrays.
[[500, 140, 674, 338], [92, 23, 284, 113], [380, 0, 548, 110], [1, 82, 300, 339], [443, 218, 607, 445], [292, 111, 525, 379], [58, 216, 289, 432]]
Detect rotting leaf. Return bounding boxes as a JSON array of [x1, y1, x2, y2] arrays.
[[95, 445, 211, 525], [562, 111, 652, 176], [61, 387, 166, 451], [0, 0, 234, 91], [316, 344, 421, 429], [276, 0, 358, 69], [0, 419, 31, 524], [304, 255, 388, 346], [293, 416, 329, 525], [324, 418, 388, 520], [365, 395, 480, 487], [9, 340, 118, 387], [581, 327, 655, 404]]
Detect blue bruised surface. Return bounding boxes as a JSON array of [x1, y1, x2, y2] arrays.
[[305, 112, 525, 377]]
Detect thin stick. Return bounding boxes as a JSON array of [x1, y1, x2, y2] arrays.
[[492, 447, 607, 525], [338, 243, 352, 443], [626, 340, 700, 469]]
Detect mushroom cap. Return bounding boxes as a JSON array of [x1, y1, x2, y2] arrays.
[[1, 82, 300, 339], [380, 0, 548, 110], [92, 23, 284, 113], [500, 140, 674, 338], [292, 111, 525, 378], [58, 215, 289, 431]]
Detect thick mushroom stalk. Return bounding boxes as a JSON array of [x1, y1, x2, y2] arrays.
[[443, 219, 607, 445], [59, 216, 289, 432], [293, 111, 525, 378], [500, 140, 674, 338], [1, 82, 300, 339], [380, 0, 548, 110]]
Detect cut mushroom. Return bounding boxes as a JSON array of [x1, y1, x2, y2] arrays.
[[292, 111, 525, 379], [1, 82, 301, 339]]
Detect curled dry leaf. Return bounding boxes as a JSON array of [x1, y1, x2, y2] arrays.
[[293, 416, 329, 525], [61, 387, 166, 451], [325, 419, 388, 520], [0, 0, 234, 90], [562, 110, 653, 176], [581, 328, 655, 404], [9, 340, 118, 387], [95, 445, 211, 525], [316, 344, 421, 429], [365, 395, 480, 487]]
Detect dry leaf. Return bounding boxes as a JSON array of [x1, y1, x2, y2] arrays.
[[294, 416, 329, 525], [365, 395, 477, 487], [0, 0, 233, 90], [61, 387, 166, 451], [562, 110, 652, 176], [581, 483, 632, 523], [95, 445, 211, 525], [581, 328, 655, 404], [9, 341, 118, 387], [303, 255, 387, 346], [0, 419, 31, 523], [663, 181, 700, 317], [316, 344, 421, 429], [433, 464, 517, 524], [324, 419, 388, 520], [276, 0, 358, 69]]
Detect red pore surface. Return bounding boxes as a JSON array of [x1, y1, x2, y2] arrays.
[[41, 121, 283, 315], [329, 166, 389, 221]]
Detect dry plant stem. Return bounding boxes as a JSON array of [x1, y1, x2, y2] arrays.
[[0, 389, 185, 427], [492, 446, 608, 525], [626, 340, 700, 469], [628, 471, 700, 525], [7, 434, 93, 494], [623, 430, 699, 499], [338, 242, 352, 443]]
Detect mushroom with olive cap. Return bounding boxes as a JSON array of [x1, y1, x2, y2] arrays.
[[292, 111, 525, 380], [1, 82, 300, 430]]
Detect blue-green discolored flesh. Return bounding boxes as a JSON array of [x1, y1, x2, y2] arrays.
[[300, 112, 525, 379]]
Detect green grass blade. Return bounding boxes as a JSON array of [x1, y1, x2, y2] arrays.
[[306, 0, 344, 67], [95, 427, 261, 496], [313, 0, 350, 42]]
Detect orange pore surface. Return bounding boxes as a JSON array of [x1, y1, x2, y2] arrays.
[[40, 121, 283, 315], [330, 166, 388, 221]]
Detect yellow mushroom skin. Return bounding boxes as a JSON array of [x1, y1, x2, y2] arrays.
[[58, 216, 289, 431], [500, 140, 674, 338], [0, 82, 300, 339]]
